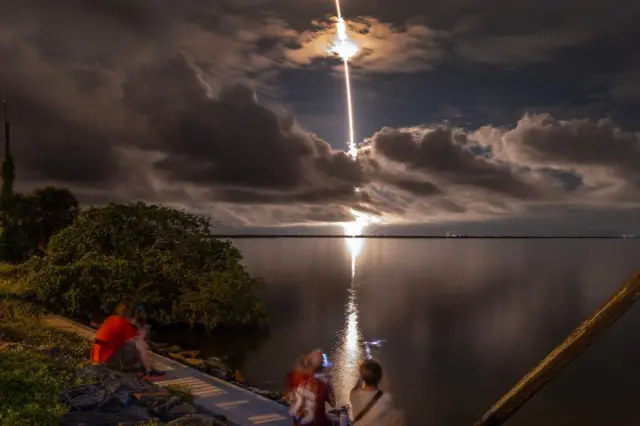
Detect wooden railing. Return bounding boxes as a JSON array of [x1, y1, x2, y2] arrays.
[[474, 269, 640, 426]]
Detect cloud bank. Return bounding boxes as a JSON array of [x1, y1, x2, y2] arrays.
[[1, 0, 639, 228]]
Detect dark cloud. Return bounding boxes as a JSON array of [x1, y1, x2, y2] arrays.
[[121, 55, 363, 201], [369, 125, 540, 199], [1, 0, 639, 229], [478, 114, 640, 185]]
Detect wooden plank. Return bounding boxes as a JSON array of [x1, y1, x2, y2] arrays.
[[474, 269, 640, 426]]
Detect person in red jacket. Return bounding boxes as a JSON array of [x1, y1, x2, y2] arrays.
[[286, 354, 313, 403], [289, 349, 336, 426], [91, 299, 164, 377]]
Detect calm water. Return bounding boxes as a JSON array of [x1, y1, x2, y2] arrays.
[[166, 238, 640, 425]]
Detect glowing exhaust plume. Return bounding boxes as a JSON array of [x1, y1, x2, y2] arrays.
[[331, 0, 359, 159]]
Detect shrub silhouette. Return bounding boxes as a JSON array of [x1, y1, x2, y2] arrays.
[[27, 202, 266, 331]]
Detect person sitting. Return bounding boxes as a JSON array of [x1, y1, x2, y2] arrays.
[[286, 353, 313, 404], [289, 349, 336, 426], [91, 299, 164, 377], [349, 359, 403, 425]]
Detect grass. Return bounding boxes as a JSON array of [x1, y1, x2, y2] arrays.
[[0, 295, 91, 425], [0, 264, 194, 426], [0, 261, 33, 297]]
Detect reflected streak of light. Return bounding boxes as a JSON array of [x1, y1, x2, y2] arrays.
[[333, 236, 365, 404], [333, 213, 372, 404]]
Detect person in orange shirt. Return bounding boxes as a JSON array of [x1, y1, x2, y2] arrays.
[[91, 299, 164, 378]]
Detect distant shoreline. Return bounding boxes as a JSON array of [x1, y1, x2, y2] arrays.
[[214, 235, 638, 239]]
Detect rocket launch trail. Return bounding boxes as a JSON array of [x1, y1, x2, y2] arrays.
[[331, 0, 359, 159], [330, 1, 383, 232]]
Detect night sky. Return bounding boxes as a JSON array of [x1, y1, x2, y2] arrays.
[[1, 0, 639, 234]]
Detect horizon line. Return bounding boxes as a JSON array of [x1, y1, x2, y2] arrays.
[[211, 234, 638, 239]]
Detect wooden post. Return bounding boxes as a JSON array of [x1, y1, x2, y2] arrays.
[[474, 268, 640, 426]]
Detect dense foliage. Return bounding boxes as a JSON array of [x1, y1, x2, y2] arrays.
[[0, 186, 78, 263], [25, 202, 267, 331]]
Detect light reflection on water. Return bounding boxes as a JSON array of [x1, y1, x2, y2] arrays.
[[163, 238, 640, 425], [332, 236, 366, 405]]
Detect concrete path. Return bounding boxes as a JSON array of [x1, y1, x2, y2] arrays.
[[44, 315, 290, 426]]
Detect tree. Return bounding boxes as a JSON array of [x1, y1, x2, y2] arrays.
[[0, 187, 78, 263], [29, 202, 267, 331], [30, 187, 78, 251]]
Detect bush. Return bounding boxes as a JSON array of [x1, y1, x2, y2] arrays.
[[26, 202, 266, 331]]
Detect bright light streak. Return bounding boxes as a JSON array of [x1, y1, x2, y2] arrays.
[[330, 0, 359, 159], [331, 2, 387, 405], [334, 209, 384, 404], [343, 61, 357, 159]]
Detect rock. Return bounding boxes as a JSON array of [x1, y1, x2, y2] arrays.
[[234, 369, 245, 383], [167, 414, 227, 426], [205, 366, 232, 381], [158, 345, 183, 355], [169, 403, 198, 414], [182, 358, 205, 369], [204, 359, 228, 370], [134, 390, 171, 400], [205, 357, 228, 369], [61, 406, 151, 425]]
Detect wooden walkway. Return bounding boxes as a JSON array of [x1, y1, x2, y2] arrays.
[[44, 315, 290, 426]]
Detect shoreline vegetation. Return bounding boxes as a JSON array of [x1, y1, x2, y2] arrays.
[[1, 200, 269, 331], [0, 177, 273, 423], [0, 296, 282, 425]]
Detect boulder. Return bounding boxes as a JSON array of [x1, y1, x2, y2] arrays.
[[182, 358, 205, 369], [205, 357, 228, 370], [205, 366, 233, 381], [158, 345, 183, 355], [169, 403, 198, 414], [178, 350, 201, 358]]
